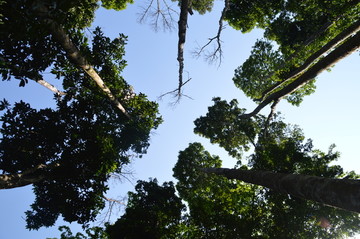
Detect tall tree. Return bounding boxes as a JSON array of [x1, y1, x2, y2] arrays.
[[106, 179, 185, 239], [0, 0, 162, 230], [230, 0, 360, 116], [178, 100, 360, 238]]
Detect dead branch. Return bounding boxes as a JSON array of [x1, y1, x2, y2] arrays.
[[193, 0, 229, 65], [176, 0, 190, 98], [138, 0, 178, 32], [158, 76, 192, 102], [98, 195, 127, 224]]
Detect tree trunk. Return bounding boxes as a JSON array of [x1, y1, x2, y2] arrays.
[[43, 18, 130, 118], [202, 167, 360, 213], [258, 19, 360, 101], [176, 0, 190, 95], [243, 30, 360, 118]]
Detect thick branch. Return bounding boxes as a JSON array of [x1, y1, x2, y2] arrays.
[[202, 167, 360, 213], [257, 19, 360, 102], [0, 163, 59, 189], [36, 79, 66, 96], [242, 30, 360, 118], [42, 18, 130, 118]]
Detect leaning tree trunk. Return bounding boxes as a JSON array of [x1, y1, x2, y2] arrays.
[[242, 30, 360, 118], [32, 2, 130, 118], [202, 167, 360, 213]]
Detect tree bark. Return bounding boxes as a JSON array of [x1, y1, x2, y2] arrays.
[[0, 163, 59, 189], [258, 19, 360, 101], [176, 0, 190, 96], [242, 30, 360, 118], [36, 78, 66, 96], [43, 18, 130, 118], [202, 167, 360, 213]]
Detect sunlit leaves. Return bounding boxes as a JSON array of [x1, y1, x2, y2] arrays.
[[194, 97, 259, 159]]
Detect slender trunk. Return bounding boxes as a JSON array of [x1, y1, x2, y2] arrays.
[[243, 30, 360, 118], [202, 167, 360, 213], [177, 0, 190, 95], [42, 18, 130, 118], [0, 163, 59, 189]]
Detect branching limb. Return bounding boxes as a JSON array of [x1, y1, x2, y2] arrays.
[[138, 0, 178, 32], [158, 76, 192, 103], [98, 195, 127, 224], [0, 57, 66, 96], [241, 30, 360, 119], [193, 0, 229, 65]]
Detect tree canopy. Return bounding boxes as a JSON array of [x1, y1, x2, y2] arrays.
[[0, 0, 161, 230], [1, 0, 359, 238]]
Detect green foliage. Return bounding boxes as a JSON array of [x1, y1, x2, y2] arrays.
[[101, 0, 134, 11], [0, 1, 162, 230], [225, 0, 284, 33], [48, 226, 109, 239], [194, 97, 259, 159], [228, 0, 359, 106], [106, 179, 185, 239], [172, 0, 214, 14], [233, 40, 285, 100], [189, 107, 360, 238], [173, 143, 263, 238]]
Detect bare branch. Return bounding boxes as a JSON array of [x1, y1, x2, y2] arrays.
[[158, 76, 192, 103], [138, 0, 178, 32], [263, 99, 280, 138], [36, 79, 66, 96], [97, 195, 127, 224], [192, 0, 229, 66]]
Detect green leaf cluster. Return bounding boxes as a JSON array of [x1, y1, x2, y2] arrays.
[[0, 0, 162, 230]]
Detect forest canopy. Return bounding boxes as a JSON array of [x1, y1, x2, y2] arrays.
[[0, 0, 359, 238]]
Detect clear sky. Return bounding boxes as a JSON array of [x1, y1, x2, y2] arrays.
[[0, 1, 359, 238]]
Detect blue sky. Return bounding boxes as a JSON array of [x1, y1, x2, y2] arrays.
[[0, 1, 359, 238]]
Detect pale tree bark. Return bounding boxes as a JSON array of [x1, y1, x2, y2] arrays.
[[257, 19, 360, 102], [43, 18, 130, 118], [0, 163, 59, 189], [32, 2, 130, 118], [202, 167, 360, 213], [36, 78, 66, 96], [242, 30, 360, 119]]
